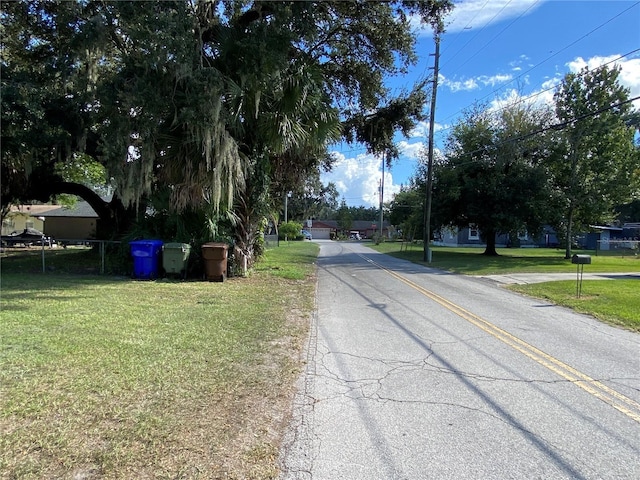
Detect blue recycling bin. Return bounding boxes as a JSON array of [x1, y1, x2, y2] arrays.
[[129, 240, 164, 279]]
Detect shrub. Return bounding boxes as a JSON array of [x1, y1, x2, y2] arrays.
[[279, 221, 303, 240]]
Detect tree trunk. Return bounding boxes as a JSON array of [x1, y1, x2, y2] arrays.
[[564, 206, 574, 259], [233, 189, 257, 271], [482, 229, 498, 256]]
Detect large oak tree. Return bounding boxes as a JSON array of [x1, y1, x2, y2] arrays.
[[432, 102, 555, 255], [2, 0, 452, 259]]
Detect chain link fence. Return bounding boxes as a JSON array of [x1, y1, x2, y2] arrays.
[[596, 240, 640, 257]]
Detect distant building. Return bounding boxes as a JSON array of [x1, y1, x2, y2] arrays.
[[38, 201, 100, 240], [307, 220, 392, 239], [2, 205, 60, 235], [433, 224, 559, 248]]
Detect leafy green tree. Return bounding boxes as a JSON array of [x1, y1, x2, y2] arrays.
[[279, 221, 303, 241], [550, 65, 639, 258], [615, 199, 640, 224], [433, 102, 554, 255], [0, 0, 119, 225], [285, 174, 340, 223], [1, 0, 453, 262], [336, 201, 354, 234], [53, 154, 109, 207], [389, 182, 426, 240], [346, 205, 380, 222]]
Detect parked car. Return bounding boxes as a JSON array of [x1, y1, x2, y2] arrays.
[[0, 228, 55, 247], [301, 229, 313, 240], [349, 232, 361, 240]]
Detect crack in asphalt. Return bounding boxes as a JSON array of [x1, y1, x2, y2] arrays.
[[315, 349, 630, 393], [279, 247, 638, 479]]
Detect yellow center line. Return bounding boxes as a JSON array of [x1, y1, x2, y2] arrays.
[[363, 255, 640, 424]]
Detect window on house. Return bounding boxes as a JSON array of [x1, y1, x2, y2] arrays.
[[25, 220, 34, 229], [468, 224, 479, 240], [518, 230, 528, 240]]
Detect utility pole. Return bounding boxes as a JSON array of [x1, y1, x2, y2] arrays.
[[423, 33, 440, 263], [284, 192, 288, 223], [379, 151, 385, 240]]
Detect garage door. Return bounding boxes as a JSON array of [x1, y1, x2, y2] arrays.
[[310, 228, 331, 240]]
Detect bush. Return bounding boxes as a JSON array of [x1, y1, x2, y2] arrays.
[[373, 233, 385, 245], [279, 221, 303, 240]]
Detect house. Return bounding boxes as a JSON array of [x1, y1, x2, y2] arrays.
[[304, 219, 392, 240], [304, 220, 334, 240], [582, 224, 640, 251], [433, 224, 559, 248], [38, 201, 100, 240], [2, 204, 60, 235]]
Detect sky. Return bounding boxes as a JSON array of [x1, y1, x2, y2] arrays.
[[321, 0, 640, 208]]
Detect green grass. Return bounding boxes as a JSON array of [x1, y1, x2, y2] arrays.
[[0, 241, 318, 479], [508, 280, 640, 332], [370, 243, 640, 275], [369, 241, 639, 331], [256, 240, 320, 279]]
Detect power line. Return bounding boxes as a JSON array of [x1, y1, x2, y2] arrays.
[[431, 48, 640, 142], [441, 0, 539, 79], [331, 4, 639, 177], [438, 2, 640, 127], [428, 0, 491, 78], [442, 95, 640, 169]]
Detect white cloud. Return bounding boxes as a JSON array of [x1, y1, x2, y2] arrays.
[[486, 54, 640, 114], [483, 73, 513, 86], [440, 0, 544, 34], [509, 54, 531, 72], [442, 75, 479, 92], [409, 120, 447, 139], [566, 55, 640, 107], [487, 79, 558, 114], [321, 151, 401, 207], [398, 141, 425, 160], [441, 73, 513, 92]]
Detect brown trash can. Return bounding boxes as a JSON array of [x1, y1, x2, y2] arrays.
[[201, 242, 228, 282]]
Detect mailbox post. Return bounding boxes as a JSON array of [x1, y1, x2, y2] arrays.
[[571, 254, 591, 298]]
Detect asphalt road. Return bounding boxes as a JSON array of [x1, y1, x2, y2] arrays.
[[279, 240, 640, 480]]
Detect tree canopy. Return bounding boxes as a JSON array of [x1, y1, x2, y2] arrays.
[[1, 0, 453, 258], [549, 65, 639, 258], [387, 63, 639, 256], [431, 102, 554, 255]]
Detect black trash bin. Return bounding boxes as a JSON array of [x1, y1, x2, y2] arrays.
[[201, 242, 228, 282]]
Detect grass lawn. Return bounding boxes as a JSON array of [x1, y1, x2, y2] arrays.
[[0, 241, 318, 479], [508, 280, 640, 332], [369, 241, 639, 331], [371, 242, 640, 275]]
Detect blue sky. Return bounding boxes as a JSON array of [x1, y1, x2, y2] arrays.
[[322, 0, 640, 208]]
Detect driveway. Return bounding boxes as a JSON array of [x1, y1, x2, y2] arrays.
[[280, 241, 640, 479], [479, 272, 640, 284]]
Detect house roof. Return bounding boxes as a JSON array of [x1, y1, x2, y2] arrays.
[[589, 225, 623, 231], [38, 201, 99, 218], [309, 220, 390, 230], [8, 204, 61, 216]]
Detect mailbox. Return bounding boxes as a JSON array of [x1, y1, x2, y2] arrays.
[[571, 254, 591, 265]]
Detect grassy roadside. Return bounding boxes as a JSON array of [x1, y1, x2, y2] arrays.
[[0, 241, 318, 479], [370, 243, 639, 274], [369, 242, 640, 331], [508, 280, 640, 331]]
